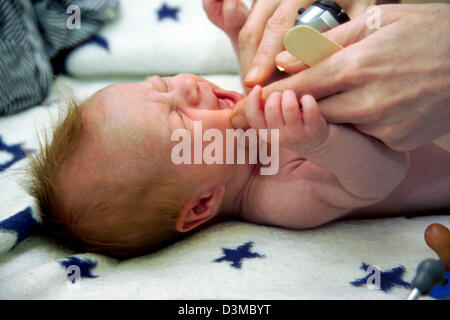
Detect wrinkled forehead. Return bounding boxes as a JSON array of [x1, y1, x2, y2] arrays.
[[80, 83, 172, 166], [88, 83, 169, 137], [56, 82, 176, 212]]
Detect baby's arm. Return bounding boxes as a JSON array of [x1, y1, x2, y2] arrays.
[[247, 86, 410, 202], [345, 143, 450, 218], [243, 87, 409, 228]]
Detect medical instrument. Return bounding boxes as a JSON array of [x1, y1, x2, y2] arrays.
[[294, 0, 349, 32], [284, 0, 349, 67], [406, 259, 445, 300]]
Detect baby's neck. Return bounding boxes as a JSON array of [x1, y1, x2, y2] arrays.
[[218, 163, 259, 219]]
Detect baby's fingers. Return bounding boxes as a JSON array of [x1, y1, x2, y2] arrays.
[[265, 91, 284, 131], [301, 95, 328, 137], [245, 85, 266, 130], [281, 90, 302, 130]]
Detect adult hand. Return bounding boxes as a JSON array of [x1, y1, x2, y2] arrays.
[[239, 0, 374, 89], [232, 4, 450, 151]]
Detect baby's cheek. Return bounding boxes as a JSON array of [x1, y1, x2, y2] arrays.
[[168, 111, 186, 130]]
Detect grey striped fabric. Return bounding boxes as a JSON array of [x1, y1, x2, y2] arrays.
[[0, 0, 119, 116]]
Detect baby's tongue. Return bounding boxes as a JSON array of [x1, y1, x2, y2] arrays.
[[216, 91, 244, 109], [218, 98, 234, 110]]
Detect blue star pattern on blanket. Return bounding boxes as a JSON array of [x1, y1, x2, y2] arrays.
[[52, 34, 110, 75], [0, 207, 40, 248], [59, 256, 99, 283], [429, 269, 450, 299], [0, 136, 30, 172], [83, 35, 110, 52], [214, 241, 264, 269], [350, 262, 410, 292], [157, 3, 180, 21]]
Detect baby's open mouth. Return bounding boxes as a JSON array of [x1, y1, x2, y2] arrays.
[[215, 90, 244, 110]]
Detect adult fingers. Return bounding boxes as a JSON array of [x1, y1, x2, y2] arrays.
[[243, 0, 312, 88], [275, 50, 309, 73], [231, 5, 399, 129], [257, 10, 382, 100], [262, 52, 346, 101], [315, 89, 369, 124], [322, 4, 398, 48], [276, 5, 397, 73], [238, 0, 281, 82], [231, 51, 345, 129]]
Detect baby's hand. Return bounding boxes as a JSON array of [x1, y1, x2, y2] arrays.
[[202, 0, 248, 41], [245, 86, 330, 154]]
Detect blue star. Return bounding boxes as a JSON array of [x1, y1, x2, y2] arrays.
[[214, 242, 264, 269], [0, 207, 40, 248], [52, 35, 110, 75], [350, 262, 410, 292], [429, 268, 450, 299], [157, 3, 180, 21], [59, 256, 99, 283], [84, 35, 110, 52], [0, 135, 31, 172]]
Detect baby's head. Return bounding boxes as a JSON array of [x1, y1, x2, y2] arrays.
[[28, 74, 248, 258]]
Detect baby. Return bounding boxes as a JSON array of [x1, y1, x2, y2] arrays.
[[28, 1, 450, 258]]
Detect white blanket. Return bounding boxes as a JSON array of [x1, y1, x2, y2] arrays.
[[1, 0, 449, 300], [65, 0, 253, 76]]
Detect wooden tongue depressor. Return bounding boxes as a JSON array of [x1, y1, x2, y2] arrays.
[[283, 25, 343, 67], [230, 25, 343, 128]]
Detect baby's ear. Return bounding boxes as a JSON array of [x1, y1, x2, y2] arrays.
[[175, 184, 226, 232]]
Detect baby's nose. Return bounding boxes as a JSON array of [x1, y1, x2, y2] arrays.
[[177, 76, 199, 106]]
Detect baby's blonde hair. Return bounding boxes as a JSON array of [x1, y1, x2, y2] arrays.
[[28, 97, 186, 258]]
